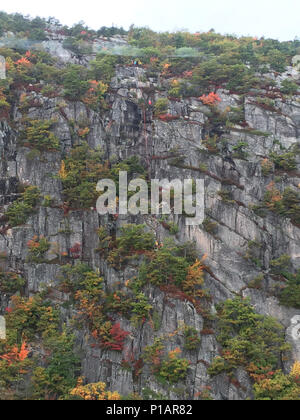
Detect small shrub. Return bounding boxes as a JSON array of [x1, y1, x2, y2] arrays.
[[5, 295, 60, 341], [70, 379, 121, 400], [203, 135, 219, 154], [280, 79, 299, 95], [62, 64, 89, 100], [42, 195, 53, 207], [159, 217, 179, 235], [108, 224, 155, 267], [232, 142, 248, 159], [218, 190, 235, 204], [183, 326, 201, 351], [261, 159, 274, 176], [248, 274, 264, 289], [0, 271, 25, 295], [202, 218, 218, 234], [158, 349, 190, 384], [270, 151, 297, 171], [130, 293, 153, 326], [270, 255, 291, 275], [19, 119, 59, 151], [116, 224, 155, 253], [100, 322, 130, 352], [244, 239, 262, 267], [154, 98, 169, 116], [27, 236, 51, 263], [199, 92, 221, 106], [6, 186, 41, 226], [140, 246, 189, 287], [279, 270, 300, 309]]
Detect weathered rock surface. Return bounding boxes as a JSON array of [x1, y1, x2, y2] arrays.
[[1, 42, 300, 400]]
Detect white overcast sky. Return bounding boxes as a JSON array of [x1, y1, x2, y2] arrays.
[[0, 0, 299, 41]]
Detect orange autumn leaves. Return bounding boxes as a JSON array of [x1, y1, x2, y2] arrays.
[[182, 256, 206, 296], [14, 51, 34, 68], [0, 342, 29, 366], [265, 181, 283, 211], [82, 80, 108, 107], [199, 92, 221, 106]]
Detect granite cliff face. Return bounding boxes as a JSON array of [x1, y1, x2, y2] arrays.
[[1, 28, 300, 400]]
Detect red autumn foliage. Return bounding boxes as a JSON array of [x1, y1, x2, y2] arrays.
[[70, 243, 81, 259], [182, 70, 193, 78], [158, 114, 180, 122], [199, 92, 221, 106], [101, 323, 129, 352], [15, 57, 32, 67]]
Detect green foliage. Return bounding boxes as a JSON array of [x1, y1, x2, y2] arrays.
[[279, 270, 300, 309], [97, 26, 128, 37], [140, 244, 189, 287], [59, 146, 145, 209], [280, 79, 299, 95], [5, 186, 41, 227], [208, 298, 289, 379], [116, 224, 155, 252], [203, 135, 219, 154], [261, 159, 274, 176], [108, 224, 155, 267], [217, 189, 235, 204], [89, 55, 117, 83], [183, 326, 201, 351], [130, 293, 153, 326], [254, 369, 300, 400], [59, 144, 109, 209], [270, 255, 291, 275], [19, 119, 59, 151], [0, 271, 25, 295], [5, 294, 60, 342], [244, 239, 262, 267], [143, 341, 191, 384], [62, 65, 89, 100], [0, 12, 47, 38], [192, 60, 258, 94], [59, 263, 104, 298], [266, 49, 287, 72], [154, 98, 169, 116], [263, 186, 300, 225], [157, 349, 190, 384], [232, 141, 248, 159], [159, 217, 179, 235], [27, 236, 51, 263], [0, 343, 32, 399], [248, 274, 264, 290], [282, 188, 300, 224], [143, 338, 165, 365], [202, 217, 218, 234], [58, 264, 130, 352], [31, 331, 80, 400], [270, 151, 297, 171]]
